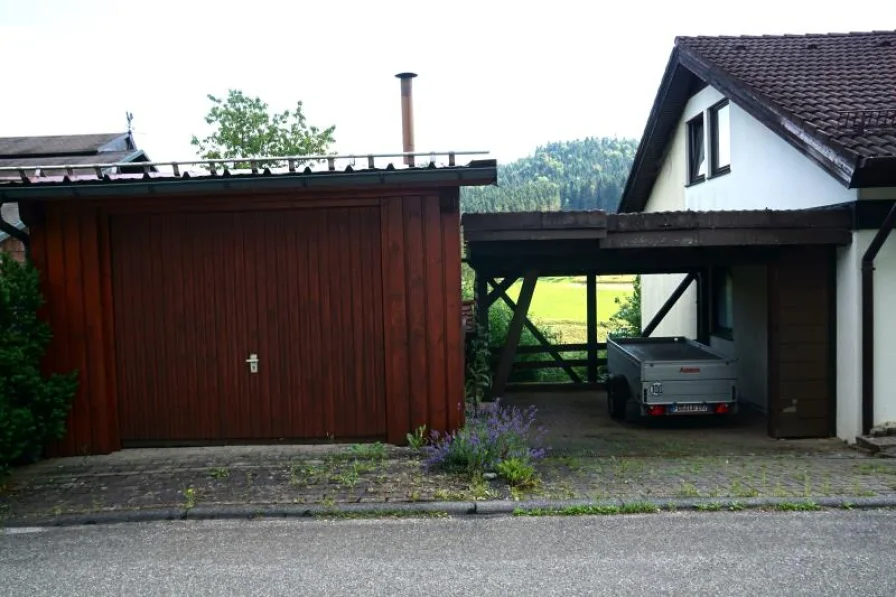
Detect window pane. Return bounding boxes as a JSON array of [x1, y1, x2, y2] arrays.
[[714, 103, 730, 170], [688, 116, 706, 181]]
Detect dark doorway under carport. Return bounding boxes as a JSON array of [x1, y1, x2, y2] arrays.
[[462, 208, 851, 439]]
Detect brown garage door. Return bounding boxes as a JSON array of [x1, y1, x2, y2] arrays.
[[111, 207, 387, 443]]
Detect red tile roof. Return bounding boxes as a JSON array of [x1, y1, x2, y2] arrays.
[[676, 31, 896, 160]]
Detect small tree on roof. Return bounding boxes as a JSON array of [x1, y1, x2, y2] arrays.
[[190, 89, 336, 169]]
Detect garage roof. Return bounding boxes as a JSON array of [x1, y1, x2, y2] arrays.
[[0, 152, 497, 200]]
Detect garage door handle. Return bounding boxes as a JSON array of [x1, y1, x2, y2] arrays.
[[246, 353, 259, 373]]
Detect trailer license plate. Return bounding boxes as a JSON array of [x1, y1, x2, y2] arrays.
[[669, 404, 709, 413]]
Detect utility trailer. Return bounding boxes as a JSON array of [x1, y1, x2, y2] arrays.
[[606, 336, 738, 422]]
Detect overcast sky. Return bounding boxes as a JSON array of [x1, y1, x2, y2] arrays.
[[1, 0, 894, 164]]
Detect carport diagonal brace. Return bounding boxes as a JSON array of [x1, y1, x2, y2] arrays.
[[487, 276, 583, 387]]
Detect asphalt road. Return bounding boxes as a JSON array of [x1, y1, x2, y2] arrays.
[[2, 511, 895, 596]]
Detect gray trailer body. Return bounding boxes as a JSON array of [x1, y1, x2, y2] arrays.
[[606, 336, 738, 417]]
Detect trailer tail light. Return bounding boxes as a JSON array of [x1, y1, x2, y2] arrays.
[[648, 405, 666, 416], [715, 404, 730, 414]]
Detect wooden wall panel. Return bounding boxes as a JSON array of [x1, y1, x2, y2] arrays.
[[441, 190, 465, 432], [379, 191, 465, 442], [37, 204, 116, 456], [422, 197, 447, 433], [381, 198, 411, 443], [767, 247, 835, 438]]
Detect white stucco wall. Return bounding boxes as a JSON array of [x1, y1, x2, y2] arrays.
[[708, 266, 769, 413], [682, 87, 857, 210], [837, 228, 896, 439], [640, 81, 696, 339]]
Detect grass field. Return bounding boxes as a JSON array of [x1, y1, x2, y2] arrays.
[[505, 276, 634, 344]]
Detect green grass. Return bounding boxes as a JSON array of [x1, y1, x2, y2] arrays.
[[505, 276, 634, 344], [513, 501, 659, 517]]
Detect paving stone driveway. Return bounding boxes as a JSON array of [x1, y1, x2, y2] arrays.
[[2, 392, 895, 523]]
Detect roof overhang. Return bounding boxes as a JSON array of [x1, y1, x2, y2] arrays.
[[464, 208, 852, 276]]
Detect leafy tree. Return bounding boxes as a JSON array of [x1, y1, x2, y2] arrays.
[[1, 254, 78, 477], [609, 276, 642, 337], [462, 137, 638, 214], [190, 89, 336, 168]]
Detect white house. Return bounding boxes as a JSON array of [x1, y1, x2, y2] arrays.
[[619, 30, 896, 442]]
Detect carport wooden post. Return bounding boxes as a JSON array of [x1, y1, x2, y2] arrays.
[[696, 269, 712, 344], [492, 270, 539, 398], [586, 272, 598, 383]]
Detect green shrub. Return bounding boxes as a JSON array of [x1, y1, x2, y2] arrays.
[[0, 253, 78, 477], [495, 457, 539, 488], [608, 275, 641, 337], [423, 401, 546, 477], [406, 425, 428, 451]]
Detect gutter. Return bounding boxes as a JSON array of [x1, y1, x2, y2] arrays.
[[860, 201, 896, 434]]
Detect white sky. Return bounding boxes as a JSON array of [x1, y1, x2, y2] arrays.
[[1, 0, 894, 164]]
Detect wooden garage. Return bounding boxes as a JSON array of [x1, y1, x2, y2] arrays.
[[2, 155, 497, 455]]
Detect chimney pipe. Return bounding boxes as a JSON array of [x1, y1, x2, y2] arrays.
[[395, 72, 417, 166]]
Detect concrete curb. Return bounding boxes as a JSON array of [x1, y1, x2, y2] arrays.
[[4, 496, 895, 528]]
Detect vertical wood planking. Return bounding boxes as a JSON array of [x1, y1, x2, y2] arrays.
[[403, 197, 429, 431], [318, 211, 336, 437], [347, 209, 366, 436], [97, 213, 120, 452], [62, 205, 91, 452], [225, 212, 246, 437], [173, 213, 196, 439], [422, 198, 447, 433], [282, 211, 301, 437], [147, 215, 167, 438], [382, 197, 410, 443], [368, 208, 387, 434], [253, 211, 273, 439], [45, 206, 75, 454], [767, 248, 833, 438], [440, 191, 464, 431], [332, 209, 350, 438], [243, 213, 263, 437], [304, 210, 325, 437], [79, 208, 109, 452], [194, 215, 218, 438]]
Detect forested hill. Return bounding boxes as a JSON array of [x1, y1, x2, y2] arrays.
[[461, 137, 638, 213]]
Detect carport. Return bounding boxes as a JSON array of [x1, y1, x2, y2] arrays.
[[462, 208, 852, 439]]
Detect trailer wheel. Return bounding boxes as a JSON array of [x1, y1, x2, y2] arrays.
[[606, 374, 629, 420]]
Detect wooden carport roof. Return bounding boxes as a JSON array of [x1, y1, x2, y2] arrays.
[[463, 207, 853, 400], [463, 207, 853, 276]]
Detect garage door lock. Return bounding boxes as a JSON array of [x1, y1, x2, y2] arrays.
[[246, 353, 259, 373]]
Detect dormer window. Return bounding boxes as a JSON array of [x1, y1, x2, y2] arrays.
[[687, 114, 707, 184]]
